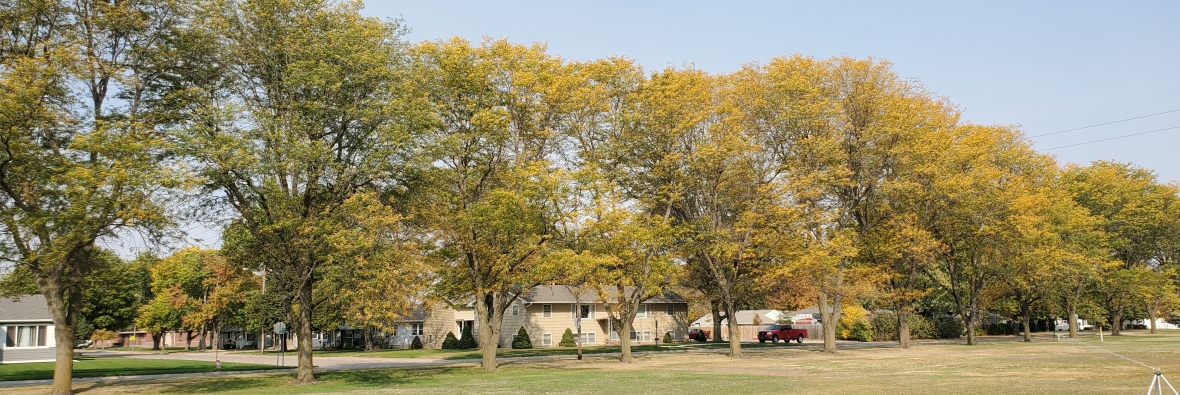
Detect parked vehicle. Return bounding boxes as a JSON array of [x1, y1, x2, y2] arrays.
[[688, 328, 710, 342], [758, 324, 807, 343]]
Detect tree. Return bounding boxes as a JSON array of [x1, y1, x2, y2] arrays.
[[415, 38, 575, 371], [171, 0, 416, 382], [559, 328, 577, 347], [0, 2, 181, 392]]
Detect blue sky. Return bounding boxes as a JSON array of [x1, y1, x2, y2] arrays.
[[362, 1, 1180, 183]]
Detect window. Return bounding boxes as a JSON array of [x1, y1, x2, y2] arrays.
[[637, 304, 649, 318], [5, 325, 47, 348], [571, 304, 594, 320], [580, 332, 595, 344], [629, 331, 652, 343], [666, 304, 675, 315], [542, 333, 552, 346], [411, 323, 423, 336], [512, 304, 520, 316], [542, 304, 552, 318]]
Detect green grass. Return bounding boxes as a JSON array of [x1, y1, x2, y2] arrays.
[[0, 356, 290, 382], [12, 331, 1178, 394], [316, 341, 795, 359]]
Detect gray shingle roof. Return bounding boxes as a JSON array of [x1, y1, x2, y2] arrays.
[[522, 285, 686, 304], [0, 294, 51, 321]]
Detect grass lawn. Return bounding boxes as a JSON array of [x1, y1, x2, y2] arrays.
[[315, 341, 796, 359], [0, 356, 289, 382], [7, 331, 1178, 394]]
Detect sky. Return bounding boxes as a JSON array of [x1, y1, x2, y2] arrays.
[[113, 1, 1180, 258], [361, 0, 1180, 182]]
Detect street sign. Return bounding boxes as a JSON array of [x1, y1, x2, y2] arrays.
[[130, 335, 136, 341], [274, 322, 287, 335]]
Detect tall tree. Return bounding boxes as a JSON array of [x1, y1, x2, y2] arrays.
[[0, 1, 181, 393], [415, 38, 577, 371], [171, 0, 416, 382]]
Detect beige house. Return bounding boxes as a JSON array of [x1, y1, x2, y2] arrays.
[[410, 285, 690, 348]]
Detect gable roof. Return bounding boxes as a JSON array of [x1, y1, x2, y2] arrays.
[[0, 294, 51, 322], [522, 285, 687, 304]]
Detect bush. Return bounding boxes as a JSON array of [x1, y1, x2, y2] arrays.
[[982, 322, 1018, 335], [410, 335, 424, 350], [441, 332, 460, 349], [458, 325, 477, 349], [934, 318, 964, 339], [511, 327, 533, 349], [908, 314, 936, 339], [559, 328, 577, 347], [871, 311, 899, 341], [837, 305, 873, 342], [662, 332, 673, 344]]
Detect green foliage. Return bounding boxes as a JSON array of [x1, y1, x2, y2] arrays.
[[935, 318, 964, 339], [559, 328, 577, 347], [662, 332, 673, 344], [870, 312, 940, 341], [511, 327, 533, 349], [458, 325, 478, 349], [441, 332, 460, 349], [410, 336, 424, 350]]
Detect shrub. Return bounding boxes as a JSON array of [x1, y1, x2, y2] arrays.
[[837, 305, 873, 341], [441, 332, 460, 349], [559, 328, 577, 347], [908, 314, 936, 340], [410, 336, 424, 350], [871, 311, 899, 341], [934, 318, 964, 339], [458, 325, 477, 349], [511, 327, 533, 349], [662, 331, 673, 344]]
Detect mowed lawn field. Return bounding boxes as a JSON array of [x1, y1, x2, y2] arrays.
[[0, 357, 287, 381], [6, 331, 1178, 394]]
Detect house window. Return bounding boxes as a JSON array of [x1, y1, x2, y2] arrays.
[[411, 323, 423, 336], [542, 304, 552, 318], [629, 331, 652, 343], [542, 333, 552, 346], [666, 304, 675, 315], [637, 304, 648, 318], [581, 332, 595, 344], [4, 325, 47, 348], [571, 304, 594, 320], [512, 304, 520, 316]]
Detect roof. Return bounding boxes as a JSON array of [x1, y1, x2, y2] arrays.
[[0, 294, 51, 322], [692, 310, 783, 326], [522, 285, 687, 304]]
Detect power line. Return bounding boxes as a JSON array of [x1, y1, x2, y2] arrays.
[[1030, 109, 1180, 138], [1041, 125, 1180, 151]]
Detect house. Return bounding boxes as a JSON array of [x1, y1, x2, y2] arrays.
[[409, 285, 690, 349], [692, 309, 784, 328], [0, 295, 56, 364]]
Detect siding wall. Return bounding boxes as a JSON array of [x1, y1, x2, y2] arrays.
[[0, 322, 57, 363], [502, 302, 689, 347], [422, 305, 456, 349]]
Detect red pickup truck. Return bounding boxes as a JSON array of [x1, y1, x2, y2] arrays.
[[758, 324, 807, 343]]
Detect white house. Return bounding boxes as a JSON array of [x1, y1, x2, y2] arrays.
[[0, 295, 56, 364]]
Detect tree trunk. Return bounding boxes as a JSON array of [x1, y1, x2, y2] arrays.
[[151, 332, 163, 350], [1021, 302, 1032, 342], [40, 277, 81, 395], [198, 326, 207, 351], [818, 293, 840, 353], [1067, 304, 1078, 339], [295, 274, 315, 383], [619, 317, 634, 363], [725, 303, 742, 358], [1111, 309, 1122, 336], [897, 309, 911, 349], [710, 301, 724, 343], [364, 327, 374, 352], [476, 292, 502, 372], [1148, 302, 1158, 334]]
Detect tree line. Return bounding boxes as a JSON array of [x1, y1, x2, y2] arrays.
[[1, 1, 1178, 394]]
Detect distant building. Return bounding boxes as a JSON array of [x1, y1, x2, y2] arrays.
[[0, 295, 57, 364]]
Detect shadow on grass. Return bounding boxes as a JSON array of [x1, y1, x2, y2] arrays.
[[154, 367, 472, 394]]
